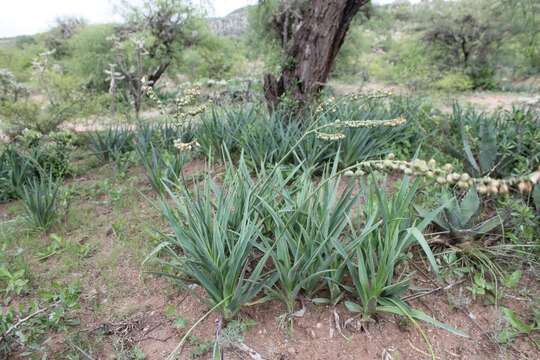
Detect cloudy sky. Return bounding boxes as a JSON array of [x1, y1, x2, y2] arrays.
[[0, 0, 412, 38], [0, 0, 257, 37]]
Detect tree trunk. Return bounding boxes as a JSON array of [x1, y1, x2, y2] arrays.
[[264, 0, 370, 111]]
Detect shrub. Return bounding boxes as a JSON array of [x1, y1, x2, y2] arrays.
[[65, 24, 115, 91], [423, 9, 501, 90], [434, 72, 474, 92]]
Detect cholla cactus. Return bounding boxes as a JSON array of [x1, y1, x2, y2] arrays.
[[347, 153, 540, 196], [0, 68, 29, 102]]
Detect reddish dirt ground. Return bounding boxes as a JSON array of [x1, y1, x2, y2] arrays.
[[77, 271, 539, 360]]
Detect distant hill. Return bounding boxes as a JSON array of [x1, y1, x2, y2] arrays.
[[0, 37, 18, 48], [209, 6, 251, 37], [0, 34, 41, 49]]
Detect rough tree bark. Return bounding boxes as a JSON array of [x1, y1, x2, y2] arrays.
[[263, 0, 370, 110]]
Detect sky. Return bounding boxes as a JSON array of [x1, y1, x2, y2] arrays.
[[0, 0, 257, 38], [0, 0, 414, 38]]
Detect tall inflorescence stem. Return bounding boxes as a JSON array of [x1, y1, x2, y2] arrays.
[[345, 154, 540, 196]]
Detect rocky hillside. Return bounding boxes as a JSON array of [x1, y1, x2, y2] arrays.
[[209, 6, 251, 37]]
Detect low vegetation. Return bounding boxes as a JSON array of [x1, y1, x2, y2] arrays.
[[0, 0, 539, 358]]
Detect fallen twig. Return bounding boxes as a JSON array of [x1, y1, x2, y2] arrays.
[[232, 342, 266, 360], [403, 279, 466, 301], [0, 301, 59, 342]]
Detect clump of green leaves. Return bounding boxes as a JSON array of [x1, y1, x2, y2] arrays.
[[155, 157, 275, 320], [0, 267, 29, 299], [88, 127, 133, 164], [417, 188, 502, 243], [261, 162, 357, 315], [0, 147, 37, 202], [0, 130, 74, 202], [344, 177, 464, 335], [135, 142, 186, 196], [440, 105, 540, 178], [19, 175, 61, 231]]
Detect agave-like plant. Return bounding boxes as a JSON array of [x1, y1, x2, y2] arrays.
[[134, 122, 187, 152], [196, 106, 253, 158], [156, 158, 275, 320], [260, 162, 358, 315], [135, 142, 186, 196], [88, 127, 133, 163], [534, 185, 540, 214], [0, 147, 37, 201], [19, 175, 60, 231], [344, 177, 466, 336], [416, 187, 503, 243], [441, 104, 540, 178]]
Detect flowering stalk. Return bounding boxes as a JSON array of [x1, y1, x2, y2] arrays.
[[314, 90, 394, 114], [345, 154, 540, 195], [143, 83, 208, 152], [316, 117, 407, 141]]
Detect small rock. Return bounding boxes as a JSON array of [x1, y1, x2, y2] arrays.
[[287, 347, 296, 355]]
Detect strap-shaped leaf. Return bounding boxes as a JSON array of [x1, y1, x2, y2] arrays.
[[472, 215, 502, 235], [479, 120, 498, 174], [378, 298, 468, 337], [533, 185, 540, 213], [460, 120, 481, 175], [459, 188, 480, 226], [408, 227, 439, 274]]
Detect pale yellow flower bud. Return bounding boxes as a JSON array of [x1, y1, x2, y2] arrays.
[[477, 185, 488, 194], [518, 181, 533, 193], [436, 177, 447, 184]]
